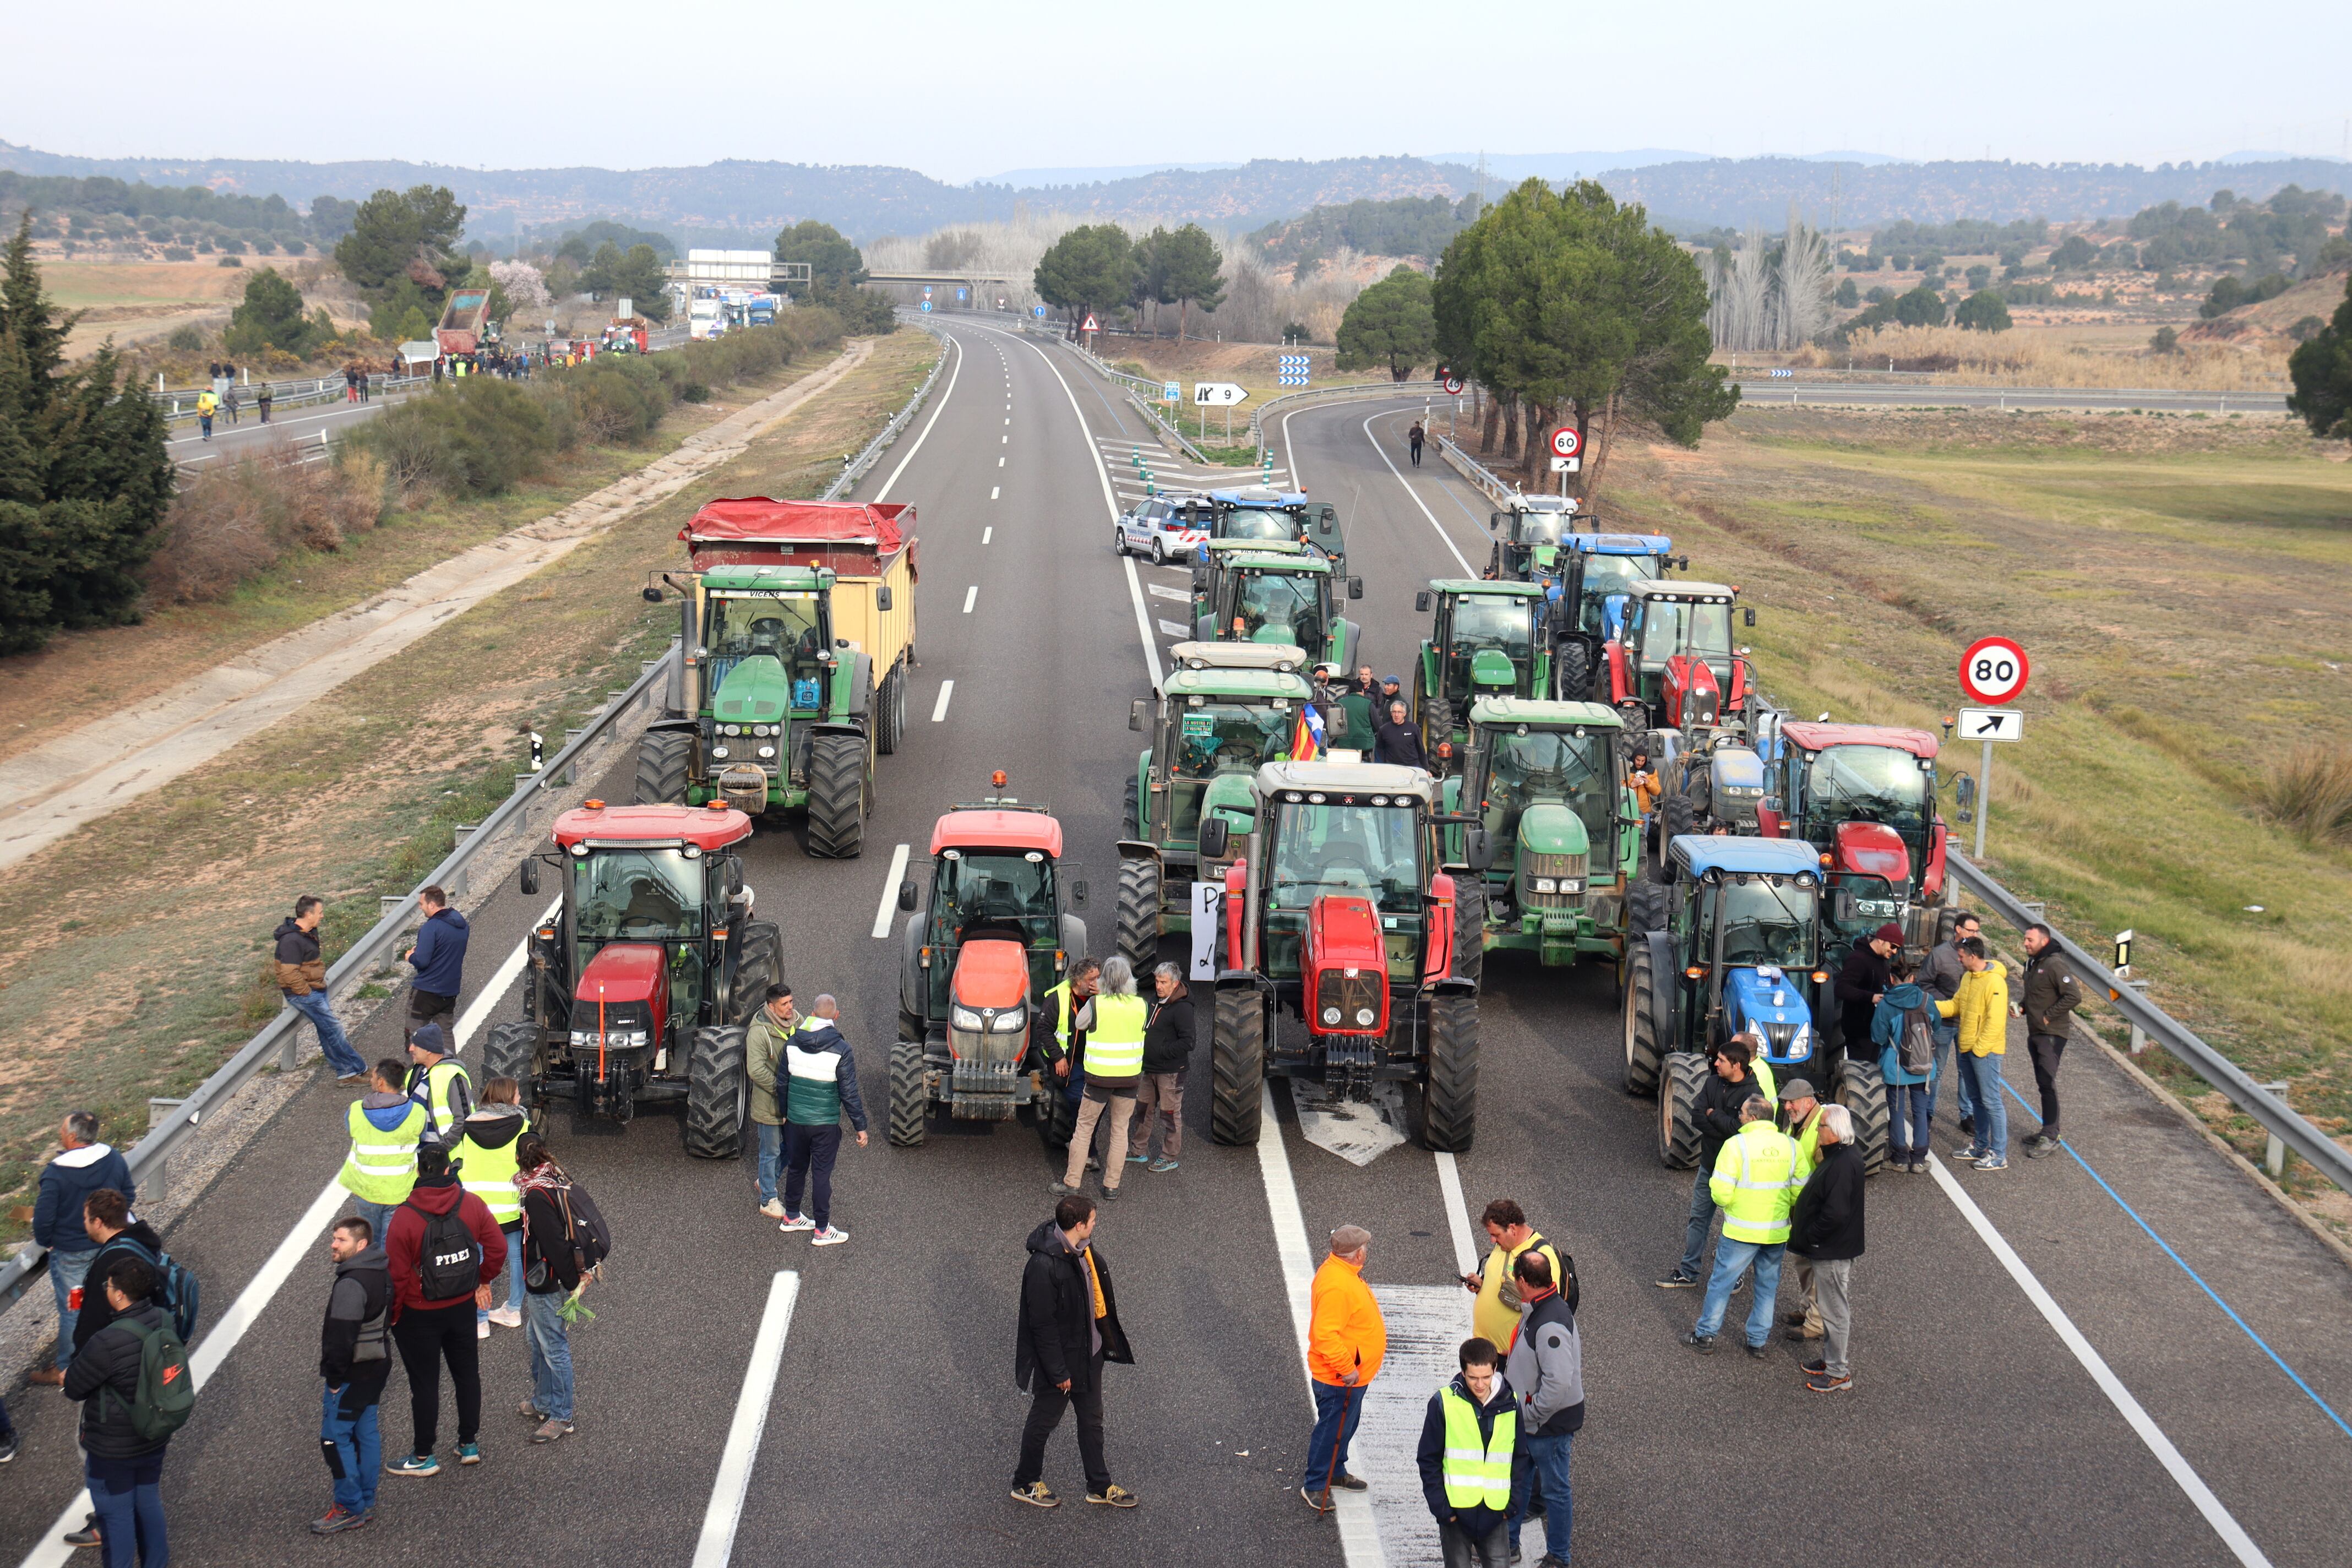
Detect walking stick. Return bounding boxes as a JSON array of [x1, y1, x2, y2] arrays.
[[1316, 1380, 1363, 1511]]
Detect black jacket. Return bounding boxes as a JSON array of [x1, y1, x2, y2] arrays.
[[65, 1302, 173, 1459], [1836, 944, 1890, 1017], [1014, 1219, 1132, 1396], [1696, 1067, 1762, 1170], [2021, 948, 2082, 1037], [1372, 717, 1427, 771], [1416, 1372, 1522, 1534], [320, 1244, 391, 1386], [521, 1184, 586, 1297], [1140, 992, 1196, 1076], [73, 1222, 168, 1355], [1789, 1143, 1866, 1261]]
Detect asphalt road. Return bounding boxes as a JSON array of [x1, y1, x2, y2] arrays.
[[4, 318, 2348, 1567]]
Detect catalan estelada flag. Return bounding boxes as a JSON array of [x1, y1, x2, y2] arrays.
[[1291, 702, 1325, 763]]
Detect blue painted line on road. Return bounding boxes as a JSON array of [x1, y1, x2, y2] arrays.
[[1999, 1077, 2352, 1444]]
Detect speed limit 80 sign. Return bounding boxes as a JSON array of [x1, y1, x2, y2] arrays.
[[1959, 636, 2029, 705]]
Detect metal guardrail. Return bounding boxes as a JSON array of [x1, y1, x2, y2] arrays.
[[1248, 380, 1445, 459], [1431, 431, 1516, 503], [174, 426, 336, 478], [0, 645, 681, 1307], [156, 373, 433, 426], [824, 319, 953, 499], [1013, 322, 1210, 462]]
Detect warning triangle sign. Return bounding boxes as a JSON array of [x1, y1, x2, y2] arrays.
[[1080, 313, 1100, 331]]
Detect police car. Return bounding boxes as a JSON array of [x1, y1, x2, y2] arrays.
[[1113, 493, 1210, 565]]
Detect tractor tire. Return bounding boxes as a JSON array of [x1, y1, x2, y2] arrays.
[[483, 1020, 543, 1115], [1114, 858, 1161, 968], [804, 731, 868, 858], [1557, 641, 1593, 704], [1626, 878, 1670, 938], [634, 728, 691, 805], [1614, 705, 1650, 764], [682, 1024, 750, 1159], [729, 922, 783, 1026], [1422, 696, 1452, 761], [1450, 881, 1486, 987], [1659, 1050, 1709, 1169], [888, 1037, 929, 1147], [1036, 1082, 1076, 1152], [1623, 943, 1664, 1096], [1837, 1059, 1894, 1176], [1420, 993, 1478, 1152], [1123, 772, 1141, 838], [1662, 791, 1696, 845], [1209, 987, 1266, 1146], [1933, 905, 1963, 950], [875, 666, 902, 755]]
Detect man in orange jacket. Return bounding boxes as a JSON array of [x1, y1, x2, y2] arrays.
[[1303, 1224, 1386, 1512]]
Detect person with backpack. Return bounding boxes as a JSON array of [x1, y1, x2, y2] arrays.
[[515, 1133, 600, 1444], [72, 1191, 174, 1357], [1872, 958, 1938, 1174], [65, 1257, 186, 1568], [455, 1078, 529, 1337], [314, 1215, 391, 1536], [382, 1144, 506, 1477]]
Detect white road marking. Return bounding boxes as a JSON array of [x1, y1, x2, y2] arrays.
[[1147, 582, 1187, 601], [998, 456, 1004, 467], [961, 585, 977, 613], [981, 527, 993, 545], [932, 680, 954, 720], [1430, 1151, 1480, 1275], [1359, 412, 1476, 575], [1004, 417, 1010, 426], [690, 1271, 803, 1568], [1001, 434, 1008, 444], [1928, 1154, 2273, 1566], [990, 486, 999, 500], [1157, 619, 1189, 638], [873, 334, 963, 502], [870, 842, 913, 937]]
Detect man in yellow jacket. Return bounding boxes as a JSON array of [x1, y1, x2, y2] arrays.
[[1303, 1224, 1385, 1512], [1683, 1097, 1802, 1356], [1937, 936, 2011, 1169]]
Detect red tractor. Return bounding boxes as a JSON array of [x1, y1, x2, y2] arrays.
[[1602, 580, 1756, 754], [485, 801, 781, 1157], [1757, 720, 1954, 958]]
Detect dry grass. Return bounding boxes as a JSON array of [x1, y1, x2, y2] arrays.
[[145, 448, 388, 605], [1801, 323, 2291, 391], [2252, 745, 2352, 845]]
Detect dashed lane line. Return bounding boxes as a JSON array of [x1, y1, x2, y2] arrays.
[[870, 842, 913, 939], [962, 585, 977, 613], [982, 527, 992, 545], [690, 1271, 803, 1568], [932, 679, 955, 721], [871, 334, 963, 503]]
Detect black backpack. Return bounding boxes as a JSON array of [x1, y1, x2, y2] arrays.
[[1898, 1003, 1937, 1079], [556, 1179, 612, 1273], [106, 1238, 200, 1344], [407, 1201, 479, 1303]]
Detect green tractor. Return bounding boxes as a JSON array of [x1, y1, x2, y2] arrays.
[[1181, 487, 1347, 576], [1439, 698, 1645, 973], [1411, 580, 1551, 775], [1482, 496, 1584, 582], [1190, 540, 1363, 673], [1115, 644, 1314, 967]]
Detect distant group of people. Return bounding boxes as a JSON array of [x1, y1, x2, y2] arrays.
[[1306, 663, 1429, 771]]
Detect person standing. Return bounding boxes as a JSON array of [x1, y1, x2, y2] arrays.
[[339, 1058, 424, 1245], [314, 1216, 391, 1534], [1415, 1337, 1517, 1568], [1032, 957, 1100, 1158], [1873, 959, 1937, 1173], [64, 1261, 176, 1567], [2018, 923, 2082, 1157], [1655, 1037, 1765, 1291], [195, 388, 215, 441], [70, 1189, 166, 1362], [1777, 1077, 1827, 1345], [1462, 1198, 1566, 1348], [514, 1134, 584, 1444], [455, 1079, 527, 1335], [1303, 1224, 1385, 1512], [1502, 1251, 1583, 1568], [382, 1145, 506, 1476], [257, 381, 273, 423], [400, 886, 469, 1047], [1924, 912, 1983, 1140], [1340, 668, 1377, 759], [276, 895, 369, 1081], [222, 380, 241, 426], [1408, 420, 1426, 466], [1052, 957, 1146, 1202], [1373, 698, 1429, 771], [778, 995, 868, 1246], [1683, 1097, 1801, 1356], [1011, 1194, 1136, 1510], [745, 983, 798, 1218], [1125, 963, 1193, 1173], [31, 1112, 134, 1385], [402, 1023, 473, 1149], [1836, 923, 1902, 1060], [1937, 937, 2011, 1169], [1789, 1104, 1865, 1393]]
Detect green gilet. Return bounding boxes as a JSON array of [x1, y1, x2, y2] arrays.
[[785, 1032, 848, 1126]]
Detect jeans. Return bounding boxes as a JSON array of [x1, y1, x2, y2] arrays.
[[1814, 1256, 1854, 1377], [85, 1452, 166, 1568], [2027, 1032, 2067, 1136], [1014, 1352, 1108, 1493], [1887, 1082, 1931, 1158], [1065, 1089, 1137, 1190], [1509, 1430, 1573, 1558], [1956, 1052, 2008, 1157], [755, 1122, 783, 1202], [480, 1224, 522, 1324], [350, 1201, 395, 1255], [524, 1289, 575, 1421], [1126, 1072, 1183, 1159], [285, 989, 368, 1079], [782, 1124, 843, 1229], [1440, 1518, 1510, 1567], [391, 1299, 480, 1453], [51, 1248, 94, 1370], [320, 1376, 384, 1515], [1936, 1028, 1977, 1126], [1695, 1237, 1786, 1348], [1304, 1379, 1365, 1495], [1674, 1163, 1718, 1281]]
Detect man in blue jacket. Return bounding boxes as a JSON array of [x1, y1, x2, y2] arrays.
[[31, 1112, 134, 1385], [401, 886, 469, 1046]]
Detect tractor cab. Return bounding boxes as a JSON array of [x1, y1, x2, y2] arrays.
[[1762, 722, 1947, 953], [1603, 580, 1755, 739], [1484, 495, 1582, 581], [1115, 659, 1315, 966], [683, 564, 858, 816], [1201, 761, 1480, 1150], [890, 778, 1087, 1145], [1657, 729, 1772, 842], [1178, 487, 1346, 575], [1543, 533, 1683, 702], [1412, 580, 1551, 773], [1443, 698, 1638, 968], [493, 801, 780, 1156], [1191, 541, 1363, 672]]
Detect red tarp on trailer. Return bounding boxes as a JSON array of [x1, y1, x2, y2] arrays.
[[683, 498, 916, 576]]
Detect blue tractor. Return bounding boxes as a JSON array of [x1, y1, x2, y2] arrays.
[[1529, 532, 1686, 704], [1622, 835, 1891, 1173]]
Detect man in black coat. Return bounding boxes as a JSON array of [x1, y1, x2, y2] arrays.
[[1835, 923, 1901, 1061], [71, 1189, 167, 1357], [1657, 1035, 1767, 1290], [1373, 698, 1429, 771], [65, 1261, 174, 1564], [1127, 962, 1195, 1172], [315, 1215, 391, 1534], [1789, 1104, 1865, 1394], [1011, 1194, 1135, 1511], [2017, 923, 2082, 1157]]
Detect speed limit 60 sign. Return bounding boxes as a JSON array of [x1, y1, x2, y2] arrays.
[[1548, 426, 1582, 459], [1959, 636, 2029, 705]]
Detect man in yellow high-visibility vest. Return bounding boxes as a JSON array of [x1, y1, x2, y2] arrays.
[[1415, 1336, 1518, 1567], [1683, 1095, 1802, 1357]]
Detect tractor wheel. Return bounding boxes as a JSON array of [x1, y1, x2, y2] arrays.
[[1837, 1059, 1894, 1176], [1662, 791, 1696, 844], [1626, 878, 1670, 938], [1122, 772, 1141, 838], [682, 1024, 750, 1159], [1422, 696, 1452, 760], [804, 731, 868, 858], [1114, 858, 1161, 968], [1419, 993, 1478, 1152], [1614, 705, 1649, 764], [1036, 1081, 1076, 1152], [875, 666, 902, 755], [1933, 905, 1963, 950], [483, 1021, 544, 1117], [1623, 943, 1664, 1096], [1450, 881, 1486, 987], [1659, 1050, 1708, 1168], [1209, 988, 1265, 1146], [888, 1037, 929, 1147], [1557, 641, 1592, 703], [634, 728, 691, 805], [897, 1007, 923, 1048], [731, 922, 783, 1025]]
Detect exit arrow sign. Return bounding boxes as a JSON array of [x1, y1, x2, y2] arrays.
[[1957, 707, 2022, 741]]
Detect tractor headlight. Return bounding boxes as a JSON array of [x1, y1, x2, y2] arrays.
[[990, 1008, 1028, 1033], [1531, 877, 1558, 894], [951, 1005, 983, 1032], [711, 745, 730, 759], [756, 745, 776, 759], [723, 723, 741, 736], [1355, 1007, 1377, 1026], [625, 1030, 649, 1047], [1321, 1006, 1342, 1025], [569, 1030, 592, 1048]]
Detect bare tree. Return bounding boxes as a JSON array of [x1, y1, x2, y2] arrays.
[[1773, 209, 1833, 348]]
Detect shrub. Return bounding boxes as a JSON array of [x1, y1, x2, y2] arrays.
[[2251, 745, 2352, 845], [353, 377, 556, 498], [167, 324, 205, 352], [681, 383, 711, 403], [144, 446, 386, 604], [2149, 326, 2180, 355], [217, 255, 242, 268], [161, 246, 193, 263]]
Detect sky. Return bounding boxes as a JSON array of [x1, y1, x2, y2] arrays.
[[6, 1, 2349, 182]]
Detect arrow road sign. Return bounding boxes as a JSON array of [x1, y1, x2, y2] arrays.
[[1277, 353, 1310, 387], [1549, 456, 1581, 472], [1549, 425, 1582, 459], [1957, 707, 2022, 742], [1194, 382, 1248, 406], [1033, 305, 1046, 319], [1959, 636, 2029, 705]]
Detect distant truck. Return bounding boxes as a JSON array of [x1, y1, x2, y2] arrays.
[[689, 297, 726, 341], [433, 288, 496, 356]]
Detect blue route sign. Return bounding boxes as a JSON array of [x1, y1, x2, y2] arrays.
[[1033, 305, 1047, 319], [920, 300, 934, 312], [1277, 352, 1310, 388], [957, 288, 967, 301]]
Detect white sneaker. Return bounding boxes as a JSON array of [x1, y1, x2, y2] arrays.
[[810, 1226, 849, 1247], [476, 1319, 491, 1340], [778, 1213, 815, 1233], [488, 1307, 522, 1329], [758, 1199, 787, 1219]]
